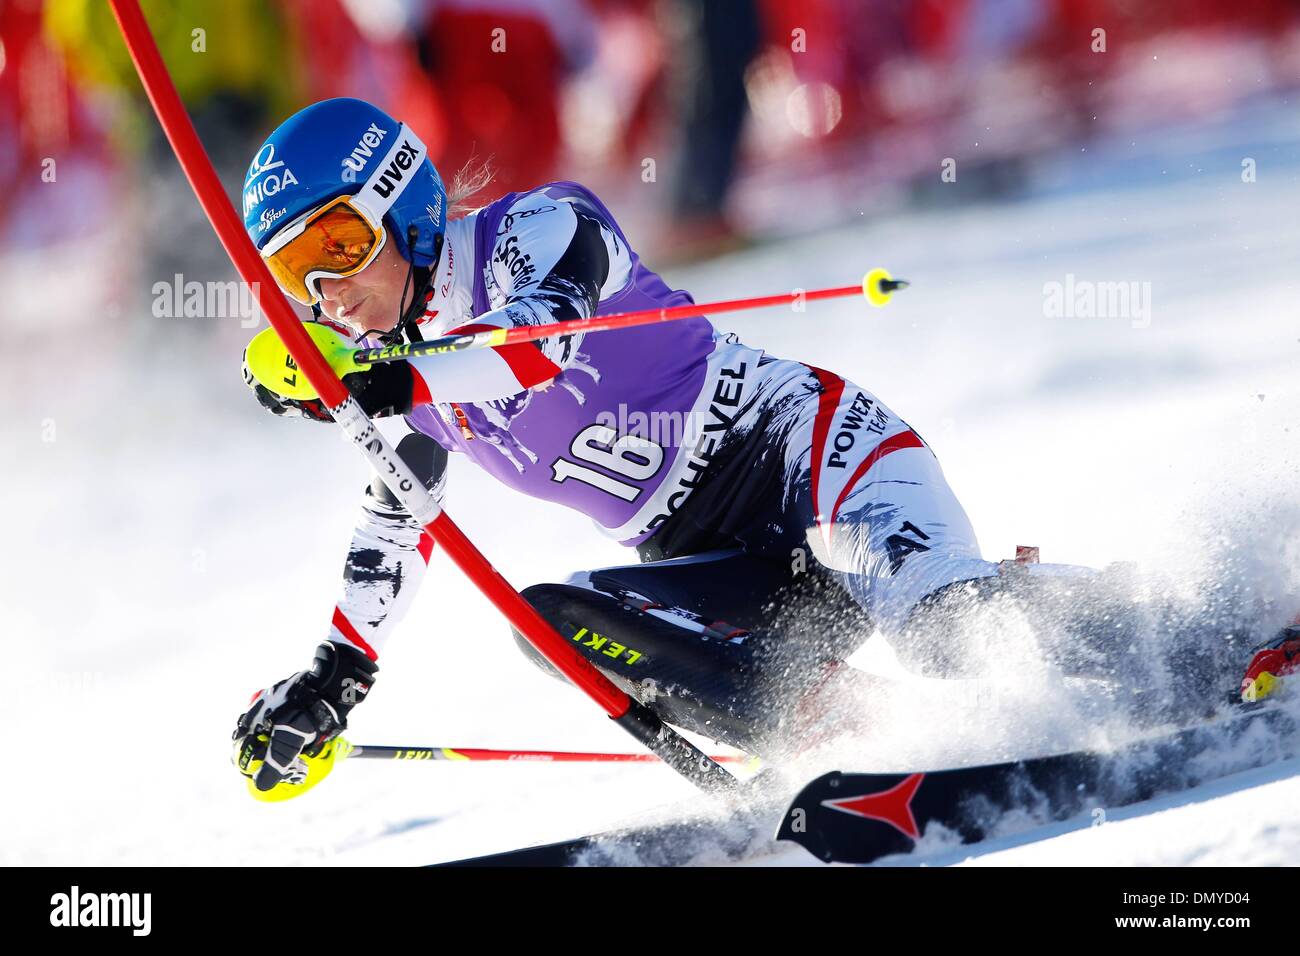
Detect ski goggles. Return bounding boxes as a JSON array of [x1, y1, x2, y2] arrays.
[[259, 125, 429, 306], [261, 195, 387, 305]]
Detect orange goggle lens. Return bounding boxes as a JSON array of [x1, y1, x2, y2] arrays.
[[263, 199, 383, 305]]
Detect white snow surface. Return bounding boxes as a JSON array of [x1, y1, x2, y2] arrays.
[[3, 95, 1299, 866]]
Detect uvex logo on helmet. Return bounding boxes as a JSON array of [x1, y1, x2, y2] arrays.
[[244, 143, 299, 217], [369, 139, 423, 200], [340, 122, 388, 184]]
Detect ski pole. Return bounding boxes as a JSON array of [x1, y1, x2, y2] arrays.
[[109, 0, 739, 795], [245, 736, 758, 802], [351, 271, 909, 365], [342, 742, 755, 764]]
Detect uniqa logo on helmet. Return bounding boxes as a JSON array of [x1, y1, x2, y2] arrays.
[[243, 143, 299, 218]]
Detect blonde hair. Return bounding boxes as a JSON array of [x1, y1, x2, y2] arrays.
[[447, 155, 496, 218]]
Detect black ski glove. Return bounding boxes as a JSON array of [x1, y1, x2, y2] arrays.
[[341, 360, 417, 419], [233, 641, 378, 792]]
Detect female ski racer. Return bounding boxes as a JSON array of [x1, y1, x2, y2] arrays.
[[233, 98, 1281, 794]]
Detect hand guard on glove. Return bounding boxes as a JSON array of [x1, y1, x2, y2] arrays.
[[242, 349, 333, 421], [233, 641, 378, 792], [241, 330, 416, 423]]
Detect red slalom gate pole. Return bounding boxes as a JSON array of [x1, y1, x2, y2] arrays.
[[354, 276, 908, 366], [108, 0, 738, 793]]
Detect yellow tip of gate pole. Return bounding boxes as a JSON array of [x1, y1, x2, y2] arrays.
[[863, 267, 909, 307]]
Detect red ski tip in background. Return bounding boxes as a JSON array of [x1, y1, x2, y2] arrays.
[[822, 773, 924, 840]]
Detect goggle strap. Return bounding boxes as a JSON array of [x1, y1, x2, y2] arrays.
[[351, 124, 429, 225]]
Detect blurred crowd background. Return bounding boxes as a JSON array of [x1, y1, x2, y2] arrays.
[[5, 0, 1300, 327]]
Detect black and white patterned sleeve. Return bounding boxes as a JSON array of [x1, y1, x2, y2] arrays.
[[323, 425, 449, 662], [406, 191, 632, 404]]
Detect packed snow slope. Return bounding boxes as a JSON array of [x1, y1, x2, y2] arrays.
[[2, 95, 1298, 866]]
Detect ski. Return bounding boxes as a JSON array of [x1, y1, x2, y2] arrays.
[[431, 703, 1298, 866], [777, 701, 1300, 864], [433, 814, 768, 867], [434, 770, 782, 866]]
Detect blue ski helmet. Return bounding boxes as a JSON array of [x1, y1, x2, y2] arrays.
[[242, 98, 447, 275]]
